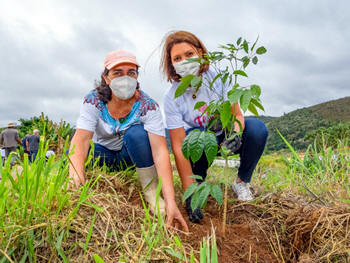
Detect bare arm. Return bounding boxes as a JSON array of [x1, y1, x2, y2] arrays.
[[148, 132, 176, 204], [169, 128, 194, 191], [148, 132, 189, 232], [26, 140, 29, 151], [69, 129, 93, 187], [232, 102, 245, 132]]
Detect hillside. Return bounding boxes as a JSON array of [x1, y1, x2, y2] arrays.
[[309, 96, 350, 122], [251, 96, 350, 152]]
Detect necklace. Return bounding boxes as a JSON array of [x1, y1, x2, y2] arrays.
[[191, 86, 197, 99]]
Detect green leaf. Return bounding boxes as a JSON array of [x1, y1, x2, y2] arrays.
[[55, 231, 68, 262], [197, 181, 210, 192], [186, 57, 202, 63], [191, 174, 204, 181], [248, 103, 259, 116], [242, 40, 249, 53], [93, 254, 105, 263], [191, 76, 201, 87], [233, 70, 248, 77], [211, 234, 218, 263], [200, 243, 207, 262], [221, 72, 229, 85], [251, 98, 265, 111], [203, 132, 218, 165], [165, 248, 185, 260], [209, 73, 222, 90], [181, 134, 191, 160], [174, 235, 183, 249], [198, 185, 211, 208], [191, 189, 201, 211], [189, 130, 204, 163], [227, 131, 241, 141], [240, 90, 252, 112], [182, 183, 198, 202], [276, 129, 303, 163], [220, 101, 231, 128], [242, 56, 250, 68], [250, 84, 261, 97], [252, 56, 258, 65], [256, 46, 267, 55], [210, 184, 223, 205], [251, 36, 259, 51], [175, 75, 194, 98], [228, 89, 242, 104], [236, 37, 242, 46], [194, 101, 206, 110]]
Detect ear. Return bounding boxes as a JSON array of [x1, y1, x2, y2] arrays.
[[103, 74, 111, 85]]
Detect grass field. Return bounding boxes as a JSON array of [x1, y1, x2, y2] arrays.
[[0, 139, 349, 262]]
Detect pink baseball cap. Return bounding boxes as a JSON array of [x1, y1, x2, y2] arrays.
[[104, 50, 140, 70]]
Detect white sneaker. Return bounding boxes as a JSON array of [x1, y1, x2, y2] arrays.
[[231, 181, 254, 201]]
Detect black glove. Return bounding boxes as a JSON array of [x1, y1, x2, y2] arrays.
[[185, 195, 203, 223], [209, 121, 223, 134], [221, 131, 242, 155]]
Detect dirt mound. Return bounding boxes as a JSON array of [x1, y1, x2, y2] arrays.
[[179, 197, 278, 263]]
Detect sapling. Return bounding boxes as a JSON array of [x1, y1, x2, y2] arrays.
[[177, 36, 266, 235]]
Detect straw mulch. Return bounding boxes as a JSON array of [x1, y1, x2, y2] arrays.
[[28, 173, 350, 262]]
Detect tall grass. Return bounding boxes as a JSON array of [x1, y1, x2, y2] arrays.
[[0, 138, 101, 262], [256, 134, 350, 204]]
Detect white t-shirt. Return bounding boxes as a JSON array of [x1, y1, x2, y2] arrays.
[[45, 150, 55, 158], [76, 89, 165, 151], [164, 67, 230, 131]]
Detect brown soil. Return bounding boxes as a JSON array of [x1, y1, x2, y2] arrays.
[[178, 197, 278, 263], [118, 181, 277, 262]]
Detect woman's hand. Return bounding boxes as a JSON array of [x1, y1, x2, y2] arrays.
[[165, 200, 189, 232], [68, 129, 93, 189]]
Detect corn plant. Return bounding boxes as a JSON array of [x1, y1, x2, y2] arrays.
[[177, 37, 267, 235], [18, 113, 74, 154]]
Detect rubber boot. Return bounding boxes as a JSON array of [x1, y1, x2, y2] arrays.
[[136, 165, 165, 216]]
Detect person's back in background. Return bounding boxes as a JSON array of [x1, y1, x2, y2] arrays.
[[0, 123, 22, 166], [26, 129, 40, 163]]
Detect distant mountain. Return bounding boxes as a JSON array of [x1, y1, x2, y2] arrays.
[[250, 96, 350, 152], [308, 97, 350, 122]]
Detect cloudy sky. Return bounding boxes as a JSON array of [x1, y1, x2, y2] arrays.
[[0, 0, 349, 127]]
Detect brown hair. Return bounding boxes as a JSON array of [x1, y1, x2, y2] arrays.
[[160, 30, 209, 83]]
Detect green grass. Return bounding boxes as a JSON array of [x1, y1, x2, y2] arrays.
[[0, 136, 349, 262], [255, 137, 350, 204]]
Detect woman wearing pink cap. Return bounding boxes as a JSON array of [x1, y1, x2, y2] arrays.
[[69, 50, 188, 232]]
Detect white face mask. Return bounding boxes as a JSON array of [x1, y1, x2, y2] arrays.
[[173, 56, 200, 77], [109, 76, 137, 100]]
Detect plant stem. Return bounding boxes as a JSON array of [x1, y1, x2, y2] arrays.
[[222, 158, 229, 236]]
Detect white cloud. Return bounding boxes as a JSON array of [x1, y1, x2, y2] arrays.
[[0, 0, 349, 128]]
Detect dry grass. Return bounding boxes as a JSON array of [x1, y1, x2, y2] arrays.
[[2, 164, 350, 262]]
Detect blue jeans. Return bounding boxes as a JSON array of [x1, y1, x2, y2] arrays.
[[92, 124, 154, 170], [186, 118, 268, 183], [29, 151, 38, 164]]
